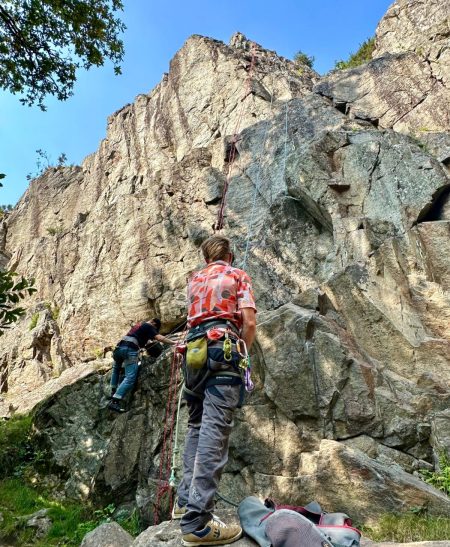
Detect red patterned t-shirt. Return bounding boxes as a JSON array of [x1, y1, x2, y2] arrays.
[[187, 260, 256, 330]]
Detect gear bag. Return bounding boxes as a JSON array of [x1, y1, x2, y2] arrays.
[[186, 336, 208, 369], [238, 496, 361, 547]]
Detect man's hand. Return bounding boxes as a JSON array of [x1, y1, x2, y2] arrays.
[[241, 308, 256, 350], [154, 334, 176, 346]]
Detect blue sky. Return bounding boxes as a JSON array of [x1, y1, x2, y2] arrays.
[[0, 0, 392, 205]]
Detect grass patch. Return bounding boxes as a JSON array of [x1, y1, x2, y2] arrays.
[[0, 479, 141, 546], [44, 301, 60, 321], [0, 415, 142, 545], [0, 478, 95, 546], [29, 312, 39, 330], [46, 226, 64, 237], [117, 509, 141, 536], [361, 512, 450, 542]]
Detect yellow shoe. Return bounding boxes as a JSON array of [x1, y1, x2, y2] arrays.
[[182, 516, 242, 546], [172, 498, 187, 520]]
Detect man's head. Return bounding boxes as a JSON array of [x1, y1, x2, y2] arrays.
[[149, 318, 161, 331], [201, 235, 233, 264]]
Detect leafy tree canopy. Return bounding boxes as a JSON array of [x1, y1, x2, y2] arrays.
[[0, 270, 36, 335], [0, 0, 125, 109]]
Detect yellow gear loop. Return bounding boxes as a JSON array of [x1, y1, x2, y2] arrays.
[[223, 334, 233, 362]]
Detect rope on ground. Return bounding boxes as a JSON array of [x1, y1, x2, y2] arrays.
[[215, 490, 240, 508], [215, 43, 257, 232]]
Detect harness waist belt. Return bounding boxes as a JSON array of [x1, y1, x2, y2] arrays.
[[188, 319, 240, 338], [119, 336, 140, 349]]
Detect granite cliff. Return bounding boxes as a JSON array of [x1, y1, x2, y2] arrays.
[[0, 0, 449, 538]]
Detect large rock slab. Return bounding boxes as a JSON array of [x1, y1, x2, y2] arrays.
[[310, 440, 450, 524], [374, 0, 450, 60], [314, 53, 450, 134], [315, 0, 450, 137]]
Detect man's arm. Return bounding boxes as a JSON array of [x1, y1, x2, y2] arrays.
[[154, 334, 176, 346], [241, 307, 256, 350]]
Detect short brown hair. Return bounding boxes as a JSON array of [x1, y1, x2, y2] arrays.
[[201, 235, 231, 262]]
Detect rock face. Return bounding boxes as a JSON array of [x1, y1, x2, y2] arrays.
[[1, 0, 450, 531], [315, 0, 450, 139]]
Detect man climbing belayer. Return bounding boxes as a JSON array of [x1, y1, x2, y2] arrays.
[[108, 318, 176, 413], [174, 235, 257, 546]]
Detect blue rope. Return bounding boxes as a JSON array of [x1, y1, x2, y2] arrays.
[[241, 98, 289, 270]]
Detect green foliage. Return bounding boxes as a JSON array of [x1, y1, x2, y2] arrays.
[[0, 0, 125, 110], [26, 148, 69, 180], [0, 173, 4, 187], [0, 479, 141, 545], [46, 225, 64, 236], [92, 347, 104, 359], [0, 270, 36, 335], [29, 312, 39, 330], [57, 152, 68, 166], [44, 301, 60, 321], [117, 509, 141, 536], [293, 50, 315, 69], [0, 416, 141, 545], [335, 37, 376, 70], [0, 415, 33, 479], [361, 512, 450, 542], [0, 478, 94, 545], [421, 453, 450, 496]]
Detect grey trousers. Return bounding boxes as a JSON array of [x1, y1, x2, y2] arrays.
[[178, 382, 241, 533]]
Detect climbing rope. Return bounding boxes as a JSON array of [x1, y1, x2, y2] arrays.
[[153, 347, 183, 524], [215, 43, 257, 232], [169, 381, 185, 488], [152, 320, 188, 524], [241, 77, 290, 270]]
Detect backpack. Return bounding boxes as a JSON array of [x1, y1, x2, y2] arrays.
[[238, 496, 361, 547]]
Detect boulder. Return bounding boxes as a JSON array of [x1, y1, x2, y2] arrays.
[[80, 522, 133, 547], [22, 508, 52, 539]]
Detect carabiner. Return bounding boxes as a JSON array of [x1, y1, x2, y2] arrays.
[[223, 334, 233, 362]]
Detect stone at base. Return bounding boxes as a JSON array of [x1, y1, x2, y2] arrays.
[[80, 522, 133, 547]]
